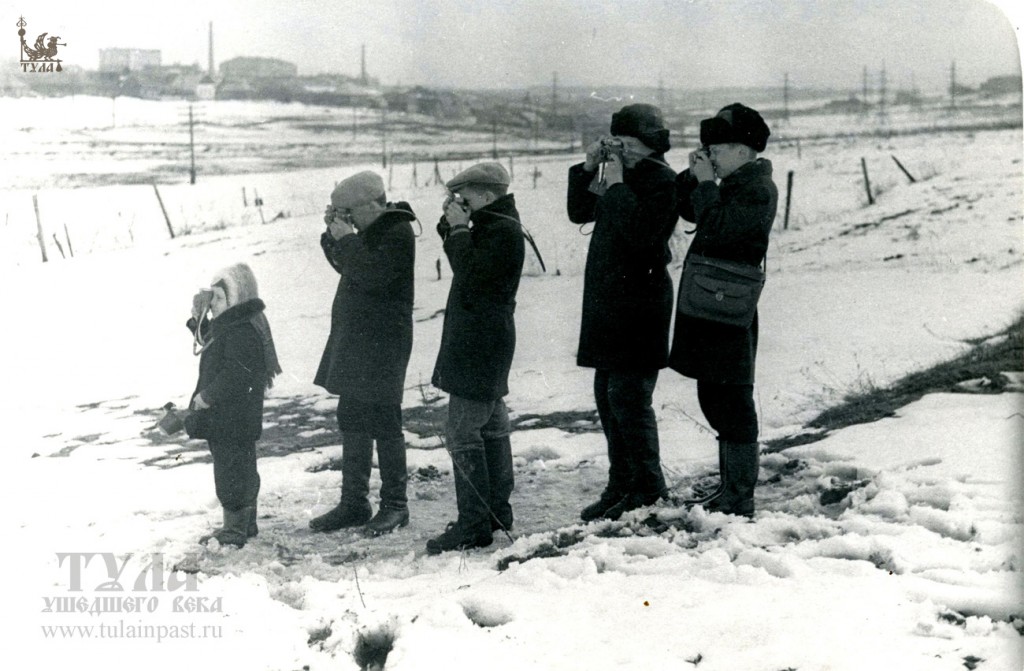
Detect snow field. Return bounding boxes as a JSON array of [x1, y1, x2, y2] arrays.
[[1, 104, 1021, 669]]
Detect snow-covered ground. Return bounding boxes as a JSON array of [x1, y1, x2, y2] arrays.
[[0, 98, 1021, 670]]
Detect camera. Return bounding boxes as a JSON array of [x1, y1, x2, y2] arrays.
[[192, 288, 214, 320], [445, 191, 469, 212], [599, 137, 625, 162]]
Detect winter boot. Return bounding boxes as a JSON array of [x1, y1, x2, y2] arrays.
[[363, 507, 410, 537], [580, 488, 629, 522], [601, 489, 666, 521], [426, 521, 494, 555], [309, 499, 372, 532], [247, 506, 259, 538], [310, 432, 373, 532], [200, 507, 251, 548], [246, 472, 261, 537], [706, 441, 759, 518], [683, 441, 728, 506], [484, 436, 514, 532], [425, 449, 494, 555]]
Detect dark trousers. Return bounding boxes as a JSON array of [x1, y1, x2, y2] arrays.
[[446, 395, 515, 535], [337, 400, 408, 510], [209, 440, 260, 512], [594, 369, 666, 498], [696, 381, 758, 443]]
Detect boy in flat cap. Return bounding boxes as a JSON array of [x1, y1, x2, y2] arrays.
[[310, 170, 419, 537], [428, 162, 525, 554], [670, 102, 778, 518], [566, 103, 678, 522]]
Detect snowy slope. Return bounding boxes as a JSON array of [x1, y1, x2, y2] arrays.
[[0, 117, 1021, 669]]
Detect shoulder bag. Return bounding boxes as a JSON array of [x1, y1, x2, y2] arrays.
[[677, 254, 765, 328]]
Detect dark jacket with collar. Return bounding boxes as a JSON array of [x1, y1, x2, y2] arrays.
[[670, 158, 778, 384], [185, 299, 268, 443], [566, 155, 678, 371], [432, 193, 525, 401], [314, 203, 417, 406]]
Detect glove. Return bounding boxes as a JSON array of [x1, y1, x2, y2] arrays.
[[436, 216, 451, 241]]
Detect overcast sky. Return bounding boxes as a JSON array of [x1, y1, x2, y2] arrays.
[[14, 0, 1022, 93]]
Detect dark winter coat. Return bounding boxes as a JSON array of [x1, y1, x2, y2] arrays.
[[185, 299, 269, 444], [566, 156, 678, 371], [314, 204, 416, 406], [432, 194, 525, 402], [669, 159, 778, 384]]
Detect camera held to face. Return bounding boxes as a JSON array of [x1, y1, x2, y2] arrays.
[[599, 137, 626, 163], [192, 288, 214, 320], [445, 191, 470, 212]]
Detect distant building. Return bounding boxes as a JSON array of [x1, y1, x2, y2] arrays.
[[979, 75, 1022, 97], [99, 48, 161, 72], [220, 57, 297, 80]]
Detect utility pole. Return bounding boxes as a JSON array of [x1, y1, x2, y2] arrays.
[[950, 60, 957, 109], [783, 73, 790, 122], [188, 104, 196, 184], [380, 104, 388, 168], [878, 61, 888, 122], [551, 71, 558, 116], [862, 66, 869, 115]]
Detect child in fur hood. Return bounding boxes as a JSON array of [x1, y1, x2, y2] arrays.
[[185, 262, 281, 548]]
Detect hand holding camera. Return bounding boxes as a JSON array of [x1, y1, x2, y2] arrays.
[[324, 205, 355, 240], [192, 289, 214, 321], [442, 192, 471, 228], [689, 147, 715, 183], [584, 137, 626, 172]]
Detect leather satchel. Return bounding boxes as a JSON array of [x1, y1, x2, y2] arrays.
[[677, 254, 765, 328]]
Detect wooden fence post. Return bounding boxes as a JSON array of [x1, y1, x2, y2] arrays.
[[861, 157, 874, 205], [784, 170, 794, 230], [153, 184, 174, 238], [32, 194, 48, 263], [891, 155, 917, 183], [64, 223, 74, 257]]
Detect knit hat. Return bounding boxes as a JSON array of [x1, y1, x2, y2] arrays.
[[446, 162, 511, 191], [210, 262, 259, 308], [699, 102, 771, 152], [331, 170, 385, 209], [609, 103, 671, 154]]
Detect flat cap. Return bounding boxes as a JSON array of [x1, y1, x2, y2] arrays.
[[331, 170, 385, 209], [445, 162, 511, 191]]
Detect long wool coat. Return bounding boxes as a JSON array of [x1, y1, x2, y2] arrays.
[[669, 159, 779, 384], [185, 299, 268, 444], [566, 156, 678, 372], [314, 204, 416, 406], [431, 194, 525, 402]]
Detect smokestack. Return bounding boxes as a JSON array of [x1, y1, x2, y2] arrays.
[[208, 22, 214, 78], [360, 44, 367, 85]]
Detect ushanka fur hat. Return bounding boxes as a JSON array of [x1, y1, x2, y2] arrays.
[[210, 262, 259, 307], [610, 103, 671, 154], [700, 102, 771, 152]]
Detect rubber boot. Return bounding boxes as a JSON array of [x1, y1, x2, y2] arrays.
[[310, 432, 373, 532], [484, 436, 514, 532], [426, 450, 494, 555], [706, 441, 759, 518], [247, 471, 261, 537], [200, 507, 250, 548], [684, 440, 728, 506]]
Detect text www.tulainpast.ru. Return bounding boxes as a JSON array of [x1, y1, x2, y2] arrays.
[[41, 620, 222, 642]]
